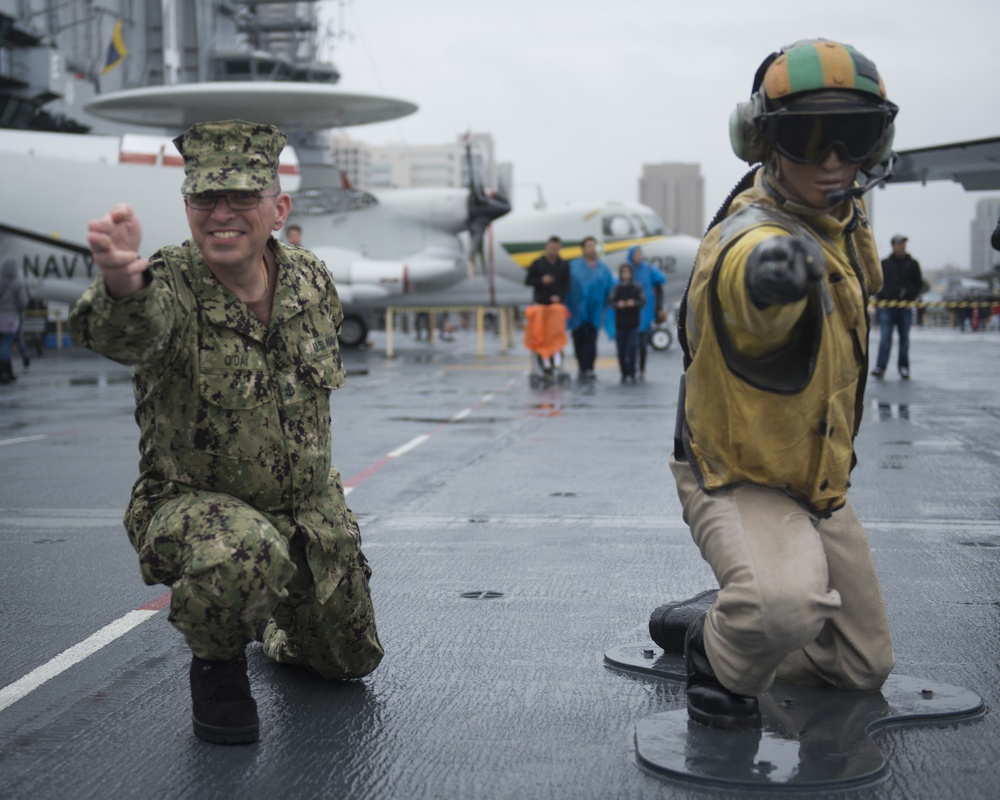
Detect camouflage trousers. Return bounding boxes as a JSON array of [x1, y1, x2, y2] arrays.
[[136, 489, 383, 680]]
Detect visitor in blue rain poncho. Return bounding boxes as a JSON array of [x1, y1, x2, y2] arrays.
[[565, 235, 614, 380]]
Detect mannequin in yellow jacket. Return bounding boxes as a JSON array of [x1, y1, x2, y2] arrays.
[[660, 39, 899, 731], [682, 170, 881, 514]]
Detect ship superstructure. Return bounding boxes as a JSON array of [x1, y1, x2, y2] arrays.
[[0, 0, 341, 135]]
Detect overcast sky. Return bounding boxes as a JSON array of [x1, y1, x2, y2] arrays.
[[320, 0, 1000, 272]]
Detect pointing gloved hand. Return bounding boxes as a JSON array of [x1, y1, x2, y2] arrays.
[[745, 235, 825, 309]]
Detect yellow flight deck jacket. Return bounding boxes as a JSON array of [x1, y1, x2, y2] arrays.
[[679, 171, 883, 516]]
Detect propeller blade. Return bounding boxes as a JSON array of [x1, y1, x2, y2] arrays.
[[464, 138, 512, 269], [468, 218, 489, 269]]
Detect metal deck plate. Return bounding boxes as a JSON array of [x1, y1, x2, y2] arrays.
[[606, 641, 985, 791]]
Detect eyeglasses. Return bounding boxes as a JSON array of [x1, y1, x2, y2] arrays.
[[184, 191, 281, 211], [757, 110, 889, 165]]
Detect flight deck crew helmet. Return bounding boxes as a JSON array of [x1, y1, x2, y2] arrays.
[[730, 39, 897, 169]]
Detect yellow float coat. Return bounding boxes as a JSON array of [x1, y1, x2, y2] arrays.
[[680, 172, 883, 516]]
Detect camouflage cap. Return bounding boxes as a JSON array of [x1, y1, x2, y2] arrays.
[[173, 119, 288, 194]]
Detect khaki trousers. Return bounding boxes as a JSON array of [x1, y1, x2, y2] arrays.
[[670, 456, 894, 696]]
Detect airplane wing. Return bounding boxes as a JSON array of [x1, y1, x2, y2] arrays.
[[888, 136, 1000, 190]]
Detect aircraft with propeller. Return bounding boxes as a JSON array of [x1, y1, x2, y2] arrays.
[[0, 0, 702, 348], [0, 80, 701, 347], [5, 0, 991, 350], [0, 80, 513, 345], [5, 109, 996, 349]]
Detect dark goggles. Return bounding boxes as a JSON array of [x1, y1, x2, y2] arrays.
[[757, 110, 889, 164]]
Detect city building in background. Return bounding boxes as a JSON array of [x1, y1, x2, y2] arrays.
[[329, 131, 508, 194], [329, 135, 372, 188], [639, 162, 704, 238]]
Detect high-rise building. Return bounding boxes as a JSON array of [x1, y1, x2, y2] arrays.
[[367, 133, 496, 190], [326, 132, 507, 194], [971, 197, 1000, 275], [329, 135, 372, 189], [639, 163, 704, 238]]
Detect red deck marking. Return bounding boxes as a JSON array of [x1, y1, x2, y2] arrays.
[[137, 592, 171, 611]]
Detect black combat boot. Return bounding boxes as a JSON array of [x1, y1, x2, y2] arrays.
[[648, 588, 719, 654], [189, 649, 259, 744], [685, 614, 760, 730], [0, 360, 14, 384]]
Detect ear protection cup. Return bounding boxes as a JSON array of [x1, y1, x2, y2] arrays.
[[730, 49, 781, 165], [729, 93, 768, 164]]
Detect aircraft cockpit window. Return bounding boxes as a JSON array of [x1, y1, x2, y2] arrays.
[[603, 214, 637, 238], [637, 213, 667, 236]]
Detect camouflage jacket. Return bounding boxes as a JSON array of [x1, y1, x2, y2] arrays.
[[70, 238, 348, 551]]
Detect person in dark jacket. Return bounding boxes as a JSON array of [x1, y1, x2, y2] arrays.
[[607, 263, 646, 382], [0, 255, 29, 384], [872, 234, 922, 379], [524, 235, 571, 305]]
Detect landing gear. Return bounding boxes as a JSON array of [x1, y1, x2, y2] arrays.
[[649, 326, 673, 352], [338, 314, 369, 348]]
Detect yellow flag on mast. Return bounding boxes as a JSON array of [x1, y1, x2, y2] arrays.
[[102, 18, 128, 75]]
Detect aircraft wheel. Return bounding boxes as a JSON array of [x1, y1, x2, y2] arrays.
[[649, 327, 673, 352], [338, 314, 369, 348]]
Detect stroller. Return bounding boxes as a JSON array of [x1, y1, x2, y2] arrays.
[[523, 303, 571, 387]]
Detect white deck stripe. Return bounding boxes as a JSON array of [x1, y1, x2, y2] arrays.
[[0, 434, 49, 447], [0, 609, 158, 713], [387, 434, 431, 458], [0, 386, 505, 712]]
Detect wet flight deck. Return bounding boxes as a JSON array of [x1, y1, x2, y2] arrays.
[[1, 324, 998, 799]]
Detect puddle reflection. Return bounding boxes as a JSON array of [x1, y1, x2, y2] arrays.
[[527, 402, 563, 418], [876, 402, 910, 421]]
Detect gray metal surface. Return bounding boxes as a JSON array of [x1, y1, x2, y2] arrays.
[[1, 325, 998, 800], [606, 643, 984, 791]]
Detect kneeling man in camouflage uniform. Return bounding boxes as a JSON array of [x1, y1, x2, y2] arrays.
[[70, 119, 383, 744]]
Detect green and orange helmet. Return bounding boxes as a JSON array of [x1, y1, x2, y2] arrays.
[[734, 39, 898, 167], [759, 39, 889, 108]]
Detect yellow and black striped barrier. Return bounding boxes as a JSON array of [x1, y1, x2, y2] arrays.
[[869, 299, 998, 309]]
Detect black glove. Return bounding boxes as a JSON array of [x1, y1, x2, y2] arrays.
[[745, 235, 825, 309], [991, 216, 1000, 252]]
